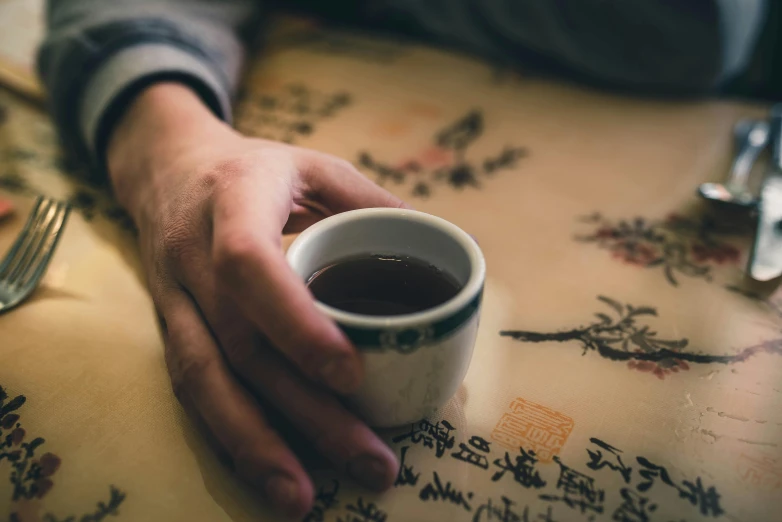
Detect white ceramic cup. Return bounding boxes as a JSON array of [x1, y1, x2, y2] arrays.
[[286, 208, 485, 428]]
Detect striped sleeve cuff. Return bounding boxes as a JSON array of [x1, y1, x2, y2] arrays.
[[37, 16, 240, 182], [80, 43, 233, 168]]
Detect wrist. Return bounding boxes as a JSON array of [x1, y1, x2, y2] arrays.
[[106, 81, 232, 213]]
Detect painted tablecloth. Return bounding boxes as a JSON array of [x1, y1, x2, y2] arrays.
[[1, 17, 780, 522]]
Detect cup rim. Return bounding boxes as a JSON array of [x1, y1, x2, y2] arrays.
[[286, 208, 486, 329]]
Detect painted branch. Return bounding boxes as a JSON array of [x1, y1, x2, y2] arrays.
[[499, 329, 589, 343], [502, 329, 782, 366]]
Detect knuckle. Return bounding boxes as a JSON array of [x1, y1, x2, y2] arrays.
[[210, 149, 291, 184], [279, 323, 317, 353], [312, 424, 350, 454], [163, 344, 186, 401], [206, 157, 252, 183], [222, 334, 256, 369], [331, 157, 358, 174], [213, 232, 263, 281], [282, 327, 336, 371], [233, 440, 262, 464], [195, 169, 222, 193], [232, 440, 275, 476], [170, 351, 217, 397], [197, 154, 261, 194], [170, 375, 188, 405], [250, 147, 295, 169]]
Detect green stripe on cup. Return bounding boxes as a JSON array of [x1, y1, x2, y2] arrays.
[[338, 289, 483, 354]]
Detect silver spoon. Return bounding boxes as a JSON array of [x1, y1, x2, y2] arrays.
[[698, 119, 770, 208]]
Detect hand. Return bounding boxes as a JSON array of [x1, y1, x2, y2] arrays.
[[108, 83, 405, 518]]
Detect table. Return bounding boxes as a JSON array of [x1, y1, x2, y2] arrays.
[[0, 0, 44, 101], [1, 18, 780, 522]]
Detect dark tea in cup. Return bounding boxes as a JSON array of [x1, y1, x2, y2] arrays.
[[306, 254, 461, 316]]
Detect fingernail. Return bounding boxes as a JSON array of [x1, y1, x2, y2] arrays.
[[348, 455, 393, 491], [319, 356, 360, 394], [265, 475, 301, 516]]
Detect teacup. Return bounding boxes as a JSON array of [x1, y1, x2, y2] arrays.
[[286, 208, 485, 428]]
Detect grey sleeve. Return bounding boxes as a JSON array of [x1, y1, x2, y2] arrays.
[[381, 0, 768, 94], [36, 0, 264, 174]]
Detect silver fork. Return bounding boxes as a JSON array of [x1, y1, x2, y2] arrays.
[[0, 196, 70, 313]]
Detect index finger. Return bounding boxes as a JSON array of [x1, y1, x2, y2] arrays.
[[210, 162, 363, 395]]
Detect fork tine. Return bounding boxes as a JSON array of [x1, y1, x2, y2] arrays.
[[5, 198, 57, 283], [0, 195, 47, 278], [21, 206, 70, 292], [18, 201, 70, 288]]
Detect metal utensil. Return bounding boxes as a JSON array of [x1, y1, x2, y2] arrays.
[[0, 196, 70, 313], [749, 105, 782, 281], [698, 119, 770, 207]]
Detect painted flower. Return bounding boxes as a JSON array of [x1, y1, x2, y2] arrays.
[[1, 413, 19, 429], [39, 453, 61, 477], [627, 358, 689, 379], [422, 146, 453, 167], [35, 478, 54, 498], [595, 226, 618, 239], [691, 243, 740, 264], [665, 213, 687, 225], [394, 146, 454, 176], [611, 242, 659, 266], [11, 427, 25, 445], [0, 197, 14, 221]]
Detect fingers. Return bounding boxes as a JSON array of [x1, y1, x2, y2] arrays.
[[298, 151, 412, 213], [159, 288, 314, 519], [211, 171, 364, 395], [234, 337, 398, 492], [170, 257, 397, 494]]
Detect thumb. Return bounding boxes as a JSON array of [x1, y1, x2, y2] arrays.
[[298, 152, 413, 213]]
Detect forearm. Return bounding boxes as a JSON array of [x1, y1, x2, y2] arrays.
[[37, 0, 264, 177]]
